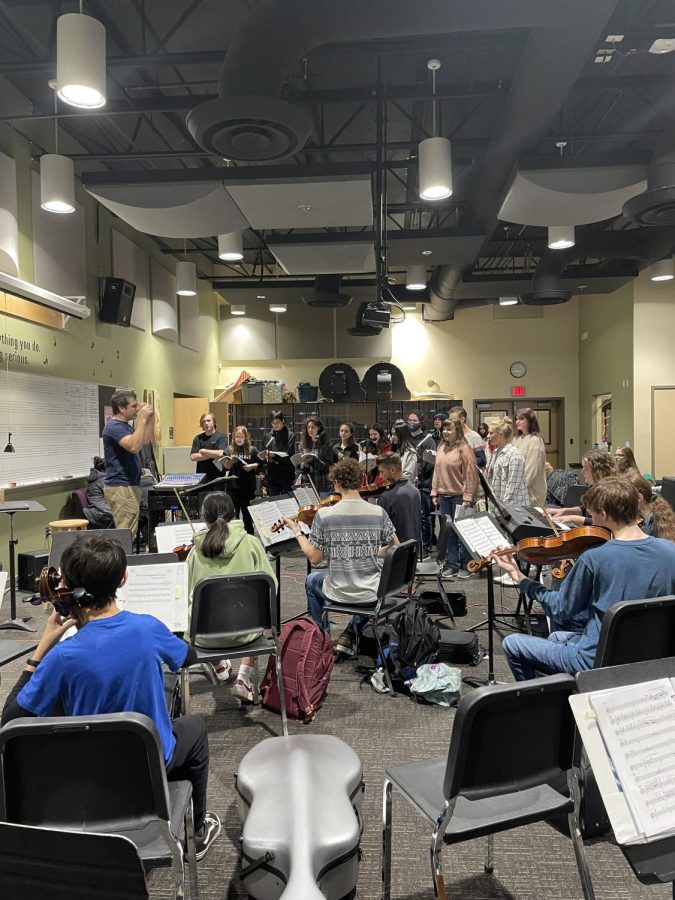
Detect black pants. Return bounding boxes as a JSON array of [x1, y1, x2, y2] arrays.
[[166, 714, 209, 834], [231, 491, 254, 534]]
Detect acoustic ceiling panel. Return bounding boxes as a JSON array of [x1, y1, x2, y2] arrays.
[[268, 241, 375, 275], [387, 232, 485, 267], [227, 175, 373, 229]]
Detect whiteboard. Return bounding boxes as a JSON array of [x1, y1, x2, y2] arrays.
[[0, 370, 100, 489]]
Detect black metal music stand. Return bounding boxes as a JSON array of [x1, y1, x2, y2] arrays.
[[0, 500, 46, 632]]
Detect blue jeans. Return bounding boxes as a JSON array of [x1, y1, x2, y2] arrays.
[[420, 490, 433, 555], [438, 495, 471, 571], [502, 630, 583, 681], [305, 571, 366, 633]]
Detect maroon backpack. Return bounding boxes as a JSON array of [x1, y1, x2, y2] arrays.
[[260, 615, 334, 723]]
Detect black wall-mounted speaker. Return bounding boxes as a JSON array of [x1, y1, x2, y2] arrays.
[[18, 549, 49, 592], [99, 277, 136, 327]]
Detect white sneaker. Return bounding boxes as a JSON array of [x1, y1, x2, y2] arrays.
[[232, 677, 255, 703], [493, 572, 518, 587], [211, 660, 232, 682]]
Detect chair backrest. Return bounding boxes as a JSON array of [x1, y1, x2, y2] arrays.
[[190, 572, 278, 645], [71, 489, 89, 513], [0, 713, 171, 829], [49, 528, 133, 569], [563, 483, 587, 508], [443, 674, 576, 802], [660, 476, 675, 512], [435, 514, 454, 561], [0, 822, 148, 899], [377, 540, 419, 601], [126, 552, 179, 566], [595, 595, 675, 668]]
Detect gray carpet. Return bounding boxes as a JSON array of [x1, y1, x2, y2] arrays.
[[0, 556, 670, 899]]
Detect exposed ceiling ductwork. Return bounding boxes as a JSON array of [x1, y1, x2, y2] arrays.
[[624, 133, 675, 227]]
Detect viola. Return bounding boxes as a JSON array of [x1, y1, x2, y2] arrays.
[[172, 543, 193, 561], [466, 525, 611, 574], [270, 493, 341, 534]]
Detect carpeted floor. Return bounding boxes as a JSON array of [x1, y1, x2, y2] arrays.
[[0, 554, 670, 899]]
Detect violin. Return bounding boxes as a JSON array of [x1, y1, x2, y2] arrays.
[[172, 544, 193, 561], [358, 479, 392, 497], [466, 525, 611, 574], [270, 493, 341, 534]]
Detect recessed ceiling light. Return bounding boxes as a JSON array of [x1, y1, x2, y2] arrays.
[[499, 296, 519, 306], [297, 203, 312, 211], [649, 38, 675, 54], [421, 249, 432, 256], [577, 285, 588, 290], [605, 34, 624, 42], [256, 294, 266, 299]]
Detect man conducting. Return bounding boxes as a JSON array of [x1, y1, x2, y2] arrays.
[[102, 389, 154, 538]]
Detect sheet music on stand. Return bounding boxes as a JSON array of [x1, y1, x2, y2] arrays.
[[117, 562, 188, 633], [249, 494, 310, 547], [293, 484, 320, 506], [452, 512, 510, 561]]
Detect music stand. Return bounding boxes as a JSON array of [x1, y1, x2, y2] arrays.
[[0, 500, 46, 632]]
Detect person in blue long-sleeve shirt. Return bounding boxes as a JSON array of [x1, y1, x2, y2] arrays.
[[494, 476, 675, 680]]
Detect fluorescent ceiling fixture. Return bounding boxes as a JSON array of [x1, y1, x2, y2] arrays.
[[269, 302, 287, 313], [176, 260, 197, 296], [40, 153, 75, 214], [547, 225, 575, 250], [418, 136, 453, 200], [218, 231, 244, 261], [499, 296, 519, 306], [56, 13, 106, 109], [406, 265, 427, 290], [230, 304, 246, 315], [650, 258, 674, 282], [649, 38, 675, 54]]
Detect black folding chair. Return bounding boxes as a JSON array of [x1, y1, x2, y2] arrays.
[[0, 712, 198, 900], [0, 822, 149, 899], [181, 572, 288, 735], [321, 539, 419, 696], [382, 674, 594, 900]]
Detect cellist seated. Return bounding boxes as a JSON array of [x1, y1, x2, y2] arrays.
[[495, 477, 675, 681]]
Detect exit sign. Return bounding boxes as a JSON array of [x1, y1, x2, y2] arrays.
[[511, 385, 525, 397]]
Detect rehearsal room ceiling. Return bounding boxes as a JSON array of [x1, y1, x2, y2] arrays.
[[2, 0, 675, 314]]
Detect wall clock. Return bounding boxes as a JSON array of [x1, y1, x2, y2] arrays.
[[509, 361, 526, 378]]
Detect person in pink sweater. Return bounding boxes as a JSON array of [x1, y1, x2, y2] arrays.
[[431, 418, 478, 578]]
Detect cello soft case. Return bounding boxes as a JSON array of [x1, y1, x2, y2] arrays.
[[236, 734, 364, 899]]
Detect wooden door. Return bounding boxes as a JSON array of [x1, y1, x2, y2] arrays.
[[473, 399, 564, 469], [653, 387, 675, 479], [173, 397, 209, 447]]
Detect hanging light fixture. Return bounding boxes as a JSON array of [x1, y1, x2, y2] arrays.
[[499, 296, 519, 306], [56, 10, 106, 109], [649, 257, 675, 282], [230, 304, 246, 316], [268, 302, 287, 313], [3, 432, 14, 453], [40, 153, 75, 214], [406, 265, 427, 290], [176, 261, 197, 296], [418, 59, 452, 201], [218, 231, 244, 261], [547, 225, 575, 250]]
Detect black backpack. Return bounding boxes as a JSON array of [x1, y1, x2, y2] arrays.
[[389, 601, 440, 682]]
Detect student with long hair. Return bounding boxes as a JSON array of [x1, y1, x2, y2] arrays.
[[615, 446, 639, 474], [298, 415, 334, 494], [361, 423, 391, 486], [390, 420, 418, 482], [187, 492, 276, 702], [623, 470, 675, 541], [333, 422, 360, 462], [222, 425, 258, 534], [549, 449, 617, 526], [514, 407, 548, 506]]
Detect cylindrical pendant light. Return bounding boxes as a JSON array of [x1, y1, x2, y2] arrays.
[[547, 225, 575, 250], [176, 260, 197, 296], [56, 13, 106, 109], [499, 296, 519, 306], [40, 154, 75, 213], [269, 302, 287, 313], [230, 304, 246, 316], [218, 231, 244, 261], [419, 137, 453, 200], [650, 257, 675, 282], [406, 265, 427, 290]]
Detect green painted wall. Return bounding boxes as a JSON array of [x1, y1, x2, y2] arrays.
[[0, 132, 220, 573], [578, 282, 634, 455]]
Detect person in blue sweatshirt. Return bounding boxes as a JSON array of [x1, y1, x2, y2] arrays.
[[494, 476, 675, 680]]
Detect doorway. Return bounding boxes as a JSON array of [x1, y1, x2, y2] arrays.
[[473, 398, 564, 469], [653, 387, 675, 479]]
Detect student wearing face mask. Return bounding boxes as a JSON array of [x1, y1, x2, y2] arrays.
[[406, 411, 436, 558]]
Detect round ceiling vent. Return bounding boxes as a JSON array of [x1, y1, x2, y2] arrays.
[[623, 186, 675, 227], [520, 288, 571, 306], [302, 292, 353, 309], [187, 94, 313, 162]]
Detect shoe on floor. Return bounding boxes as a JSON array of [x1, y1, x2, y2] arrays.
[[440, 566, 459, 579], [334, 629, 355, 659], [457, 568, 472, 579], [195, 811, 222, 861], [232, 677, 255, 703], [493, 572, 518, 586], [211, 660, 232, 682]]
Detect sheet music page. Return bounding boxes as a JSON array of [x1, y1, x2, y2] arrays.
[[249, 498, 307, 546], [293, 485, 319, 505], [0, 571, 7, 611], [117, 563, 188, 632], [423, 449, 437, 465], [454, 515, 509, 558], [358, 453, 377, 472], [155, 522, 207, 554], [589, 678, 675, 839]]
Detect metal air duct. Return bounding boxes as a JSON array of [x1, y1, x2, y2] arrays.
[[624, 137, 675, 227]]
